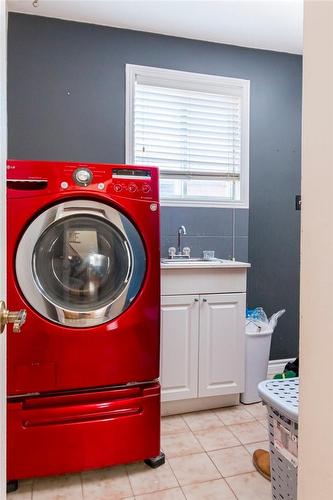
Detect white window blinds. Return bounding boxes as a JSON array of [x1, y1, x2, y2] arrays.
[[127, 66, 249, 207]]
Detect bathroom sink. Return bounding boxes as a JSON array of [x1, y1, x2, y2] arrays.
[[160, 258, 251, 269]]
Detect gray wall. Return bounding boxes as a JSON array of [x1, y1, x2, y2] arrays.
[[7, 13, 302, 360]]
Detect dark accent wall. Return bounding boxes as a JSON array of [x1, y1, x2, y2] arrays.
[[7, 13, 302, 360]]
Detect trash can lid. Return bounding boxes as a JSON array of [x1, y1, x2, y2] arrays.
[[246, 320, 273, 335]]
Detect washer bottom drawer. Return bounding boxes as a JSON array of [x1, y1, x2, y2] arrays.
[[7, 383, 160, 480]]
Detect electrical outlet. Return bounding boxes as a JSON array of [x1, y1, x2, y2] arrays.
[[295, 195, 301, 211]]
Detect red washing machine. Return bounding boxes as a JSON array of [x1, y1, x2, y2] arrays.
[[6, 160, 163, 491]]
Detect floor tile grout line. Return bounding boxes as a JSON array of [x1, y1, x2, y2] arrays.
[[241, 403, 268, 420], [179, 485, 188, 499], [80, 472, 84, 499], [180, 479, 238, 500], [165, 440, 262, 462], [167, 450, 224, 489], [162, 428, 206, 457], [243, 441, 270, 457], [212, 408, 256, 426], [165, 449, 200, 459], [161, 413, 192, 429], [165, 457, 182, 490], [126, 457, 181, 496], [258, 419, 269, 430], [188, 428, 206, 454], [223, 475, 240, 499], [204, 449, 223, 480], [125, 466, 137, 498], [226, 436, 269, 447], [223, 459, 272, 499], [168, 420, 268, 458], [198, 443, 243, 453], [167, 457, 183, 490], [179, 414, 192, 433], [180, 411, 230, 433], [199, 450, 239, 500], [219, 424, 242, 447], [31, 478, 35, 499], [240, 406, 260, 419], [209, 444, 257, 480], [227, 470, 266, 480], [223, 419, 269, 446], [182, 418, 226, 432], [133, 484, 185, 498]]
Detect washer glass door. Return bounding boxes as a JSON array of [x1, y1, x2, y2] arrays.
[[16, 200, 146, 327]]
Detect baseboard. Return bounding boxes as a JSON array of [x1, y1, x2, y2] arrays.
[[161, 394, 239, 416], [267, 358, 295, 379]]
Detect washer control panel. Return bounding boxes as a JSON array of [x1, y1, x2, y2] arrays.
[[109, 168, 154, 198], [111, 182, 152, 195], [73, 168, 93, 186], [6, 161, 158, 202]]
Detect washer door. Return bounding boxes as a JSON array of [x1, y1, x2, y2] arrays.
[[16, 200, 146, 327]]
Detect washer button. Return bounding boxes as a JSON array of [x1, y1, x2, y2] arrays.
[[60, 181, 69, 189], [114, 184, 122, 192], [142, 184, 151, 193], [73, 168, 93, 186], [128, 184, 137, 193], [78, 171, 88, 181], [98, 182, 105, 190]]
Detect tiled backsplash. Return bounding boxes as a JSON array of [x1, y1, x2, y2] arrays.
[[160, 207, 249, 262]]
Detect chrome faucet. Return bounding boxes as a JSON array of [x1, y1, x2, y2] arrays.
[[177, 225, 187, 255]]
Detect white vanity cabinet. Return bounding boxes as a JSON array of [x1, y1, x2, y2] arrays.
[[160, 261, 250, 414], [160, 295, 199, 402], [198, 293, 246, 397]]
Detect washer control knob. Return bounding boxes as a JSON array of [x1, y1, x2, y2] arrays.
[[128, 183, 137, 193], [114, 184, 122, 192], [73, 168, 93, 186], [142, 184, 151, 193], [60, 181, 69, 189]]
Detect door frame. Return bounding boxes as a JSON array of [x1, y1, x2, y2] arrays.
[[0, 0, 7, 497], [298, 2, 333, 498]]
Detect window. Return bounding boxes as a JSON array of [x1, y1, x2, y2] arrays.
[[126, 65, 250, 208]]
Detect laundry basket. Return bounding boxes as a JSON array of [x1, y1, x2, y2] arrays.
[[258, 378, 299, 500]]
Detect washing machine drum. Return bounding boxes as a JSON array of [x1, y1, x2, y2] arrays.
[[16, 200, 146, 327]]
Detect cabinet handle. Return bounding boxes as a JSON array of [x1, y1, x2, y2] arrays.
[[202, 298, 207, 302], [194, 298, 199, 302]]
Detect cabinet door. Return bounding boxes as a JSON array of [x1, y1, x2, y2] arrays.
[[198, 293, 245, 397], [160, 295, 199, 402]]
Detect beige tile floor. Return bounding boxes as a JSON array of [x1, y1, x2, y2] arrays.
[[8, 403, 271, 500]]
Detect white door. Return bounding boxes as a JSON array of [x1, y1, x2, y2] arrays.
[[299, 3, 333, 498], [160, 295, 199, 402], [0, 1, 7, 496], [198, 293, 245, 397]]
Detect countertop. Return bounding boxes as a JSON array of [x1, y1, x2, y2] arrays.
[[161, 259, 251, 270]]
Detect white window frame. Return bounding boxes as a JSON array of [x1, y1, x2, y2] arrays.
[[126, 64, 250, 208]]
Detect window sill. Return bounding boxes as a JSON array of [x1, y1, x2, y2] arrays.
[[160, 199, 249, 209]]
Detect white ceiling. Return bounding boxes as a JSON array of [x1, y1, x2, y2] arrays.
[[7, 0, 303, 55]]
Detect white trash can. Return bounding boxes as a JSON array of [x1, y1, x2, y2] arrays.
[[241, 321, 273, 404]]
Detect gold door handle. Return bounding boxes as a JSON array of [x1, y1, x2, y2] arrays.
[[0, 301, 27, 333]]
